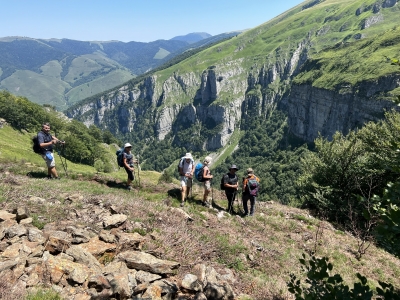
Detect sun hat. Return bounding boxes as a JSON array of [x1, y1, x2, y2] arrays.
[[229, 164, 239, 171], [247, 168, 254, 174], [204, 156, 212, 164], [184, 153, 193, 160], [124, 143, 132, 148]]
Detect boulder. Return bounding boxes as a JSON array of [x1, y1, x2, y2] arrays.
[[44, 231, 71, 254], [65, 245, 102, 271], [80, 236, 116, 258], [203, 282, 235, 300], [135, 270, 162, 283], [0, 210, 16, 221], [117, 251, 180, 275], [103, 214, 127, 228], [181, 274, 202, 292]]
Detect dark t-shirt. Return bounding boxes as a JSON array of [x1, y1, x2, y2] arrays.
[[37, 131, 53, 153], [223, 173, 238, 193], [123, 152, 134, 166]]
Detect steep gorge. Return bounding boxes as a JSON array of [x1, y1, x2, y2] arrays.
[[66, 0, 400, 150]]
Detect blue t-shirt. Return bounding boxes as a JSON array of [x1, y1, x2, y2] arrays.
[[37, 131, 53, 153]]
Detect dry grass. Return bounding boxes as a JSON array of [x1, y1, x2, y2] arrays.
[[1, 164, 400, 299]]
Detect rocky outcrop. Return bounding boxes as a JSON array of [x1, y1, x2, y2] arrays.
[[286, 74, 400, 142], [0, 205, 236, 300]]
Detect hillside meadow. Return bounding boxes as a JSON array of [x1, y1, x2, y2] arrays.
[[1, 122, 400, 299]]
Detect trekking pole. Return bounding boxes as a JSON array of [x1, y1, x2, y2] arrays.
[[57, 144, 68, 177], [55, 129, 68, 177], [211, 179, 214, 207], [137, 154, 141, 188]]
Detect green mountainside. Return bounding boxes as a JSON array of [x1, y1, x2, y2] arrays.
[[1, 95, 400, 299], [64, 0, 400, 205]]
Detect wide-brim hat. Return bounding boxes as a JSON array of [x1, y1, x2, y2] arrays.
[[229, 164, 239, 171], [184, 153, 193, 159], [247, 168, 254, 174], [124, 143, 132, 148]]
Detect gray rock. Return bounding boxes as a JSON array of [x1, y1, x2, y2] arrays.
[[117, 251, 180, 275], [181, 274, 202, 292], [66, 226, 91, 244], [203, 282, 235, 300], [0, 260, 18, 272], [20, 218, 33, 225], [27, 227, 46, 243], [5, 224, 27, 238], [44, 230, 71, 254], [15, 207, 29, 221], [65, 245, 102, 271], [135, 270, 162, 283], [103, 214, 127, 229], [99, 230, 116, 243]]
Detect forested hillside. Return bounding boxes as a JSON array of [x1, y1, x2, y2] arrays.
[[0, 91, 120, 172]]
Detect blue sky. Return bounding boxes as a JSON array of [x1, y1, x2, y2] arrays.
[[1, 0, 306, 42]]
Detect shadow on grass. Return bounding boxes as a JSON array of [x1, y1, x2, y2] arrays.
[[167, 188, 181, 200], [26, 171, 48, 179]]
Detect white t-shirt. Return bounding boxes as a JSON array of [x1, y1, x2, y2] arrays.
[[179, 159, 193, 175]]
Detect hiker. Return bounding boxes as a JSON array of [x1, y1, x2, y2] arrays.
[[178, 153, 194, 207], [202, 156, 213, 207], [122, 143, 136, 190], [242, 168, 260, 217], [223, 164, 239, 214], [37, 122, 64, 179]]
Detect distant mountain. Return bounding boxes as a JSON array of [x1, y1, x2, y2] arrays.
[[0, 32, 239, 110], [170, 32, 212, 44]]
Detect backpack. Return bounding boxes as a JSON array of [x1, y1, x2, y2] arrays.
[[247, 176, 259, 196], [32, 135, 42, 154], [177, 158, 194, 174], [194, 163, 205, 182], [220, 173, 238, 191], [116, 148, 124, 167]]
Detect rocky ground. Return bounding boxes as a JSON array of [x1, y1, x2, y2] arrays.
[[1, 166, 400, 299]]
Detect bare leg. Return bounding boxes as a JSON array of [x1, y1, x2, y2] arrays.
[[49, 167, 58, 178], [181, 186, 187, 202]]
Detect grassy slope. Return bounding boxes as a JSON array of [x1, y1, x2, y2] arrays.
[[1, 123, 400, 299]]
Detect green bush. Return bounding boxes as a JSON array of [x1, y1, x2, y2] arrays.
[[287, 254, 399, 299]]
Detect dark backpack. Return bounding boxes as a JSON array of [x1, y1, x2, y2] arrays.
[[194, 163, 205, 182], [32, 135, 42, 154], [116, 148, 124, 167], [247, 176, 259, 196], [220, 173, 238, 191]]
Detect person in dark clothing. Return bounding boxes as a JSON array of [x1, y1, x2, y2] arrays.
[[223, 164, 239, 214], [242, 168, 260, 217], [122, 143, 136, 190], [37, 122, 64, 179]]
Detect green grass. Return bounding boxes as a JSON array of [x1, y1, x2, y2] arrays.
[[25, 288, 62, 300]]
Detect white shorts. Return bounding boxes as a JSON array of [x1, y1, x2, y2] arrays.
[[180, 176, 192, 188], [42, 153, 55, 168], [204, 181, 211, 191]]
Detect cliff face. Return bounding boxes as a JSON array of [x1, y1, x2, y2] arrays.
[[285, 75, 400, 142], [66, 53, 400, 149]]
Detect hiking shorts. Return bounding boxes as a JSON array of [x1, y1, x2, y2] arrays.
[[180, 176, 192, 188], [42, 152, 55, 168], [124, 167, 135, 181], [204, 181, 211, 192]]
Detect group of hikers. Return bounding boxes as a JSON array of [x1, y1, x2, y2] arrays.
[[36, 123, 260, 217], [178, 152, 260, 217]]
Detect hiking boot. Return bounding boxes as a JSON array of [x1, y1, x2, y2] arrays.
[[54, 177, 61, 180], [180, 202, 185, 207], [127, 186, 132, 191], [45, 176, 52, 180]]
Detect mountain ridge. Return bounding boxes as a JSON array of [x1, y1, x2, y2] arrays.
[[0, 31, 241, 110]]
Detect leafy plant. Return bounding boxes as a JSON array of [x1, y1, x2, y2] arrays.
[[288, 254, 399, 299], [25, 288, 62, 300]]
